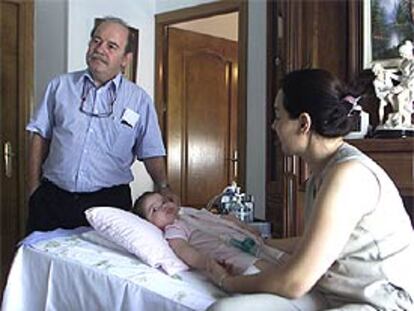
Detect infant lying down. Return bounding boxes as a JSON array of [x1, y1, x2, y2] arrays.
[[132, 192, 287, 279]]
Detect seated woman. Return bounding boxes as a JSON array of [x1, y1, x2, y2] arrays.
[[206, 69, 414, 311], [132, 192, 286, 276]]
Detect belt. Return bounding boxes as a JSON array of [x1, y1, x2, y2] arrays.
[[41, 178, 128, 196]]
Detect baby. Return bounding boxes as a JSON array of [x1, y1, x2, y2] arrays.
[[132, 192, 285, 277]]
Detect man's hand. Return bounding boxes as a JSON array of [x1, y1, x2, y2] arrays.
[[159, 186, 180, 206], [143, 157, 180, 205], [28, 182, 40, 197], [28, 133, 49, 197]]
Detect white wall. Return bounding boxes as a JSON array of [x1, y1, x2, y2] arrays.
[[245, 1, 267, 219], [66, 0, 155, 93], [34, 0, 267, 217], [155, 0, 219, 14], [173, 12, 238, 42], [34, 0, 68, 107]]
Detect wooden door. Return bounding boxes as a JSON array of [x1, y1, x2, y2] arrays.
[[167, 28, 238, 208], [0, 0, 33, 290], [266, 1, 361, 237]]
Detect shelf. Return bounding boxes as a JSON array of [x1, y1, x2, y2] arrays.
[[347, 138, 414, 152]]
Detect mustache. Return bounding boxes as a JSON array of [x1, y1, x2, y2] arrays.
[[88, 53, 108, 64]]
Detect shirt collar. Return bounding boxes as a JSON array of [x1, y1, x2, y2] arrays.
[[79, 70, 123, 93]]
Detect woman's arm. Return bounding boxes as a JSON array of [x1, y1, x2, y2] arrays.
[[264, 237, 300, 254], [222, 214, 299, 253], [207, 160, 379, 298]]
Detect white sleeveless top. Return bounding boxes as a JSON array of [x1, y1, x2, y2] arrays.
[[305, 143, 414, 309]]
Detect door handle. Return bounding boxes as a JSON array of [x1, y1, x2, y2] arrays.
[[4, 141, 15, 178]]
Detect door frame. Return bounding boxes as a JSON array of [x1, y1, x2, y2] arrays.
[[155, 0, 248, 188], [0, 0, 34, 235]]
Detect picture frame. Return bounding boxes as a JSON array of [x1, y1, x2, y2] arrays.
[[94, 18, 139, 82], [363, 0, 414, 69]]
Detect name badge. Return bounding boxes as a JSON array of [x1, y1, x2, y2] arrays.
[[121, 108, 140, 128]]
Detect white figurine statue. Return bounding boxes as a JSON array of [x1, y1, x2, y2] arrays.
[[372, 63, 395, 124], [394, 40, 414, 127], [372, 40, 414, 130]]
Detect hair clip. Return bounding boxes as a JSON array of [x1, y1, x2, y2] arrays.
[[343, 96, 361, 116]]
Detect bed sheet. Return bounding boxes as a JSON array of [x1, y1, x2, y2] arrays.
[[1, 229, 226, 311]]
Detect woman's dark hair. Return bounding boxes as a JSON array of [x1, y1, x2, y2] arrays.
[[281, 69, 356, 137]]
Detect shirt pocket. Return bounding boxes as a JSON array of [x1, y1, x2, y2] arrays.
[[110, 123, 136, 162]]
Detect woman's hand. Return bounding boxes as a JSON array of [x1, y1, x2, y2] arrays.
[[205, 259, 232, 290]]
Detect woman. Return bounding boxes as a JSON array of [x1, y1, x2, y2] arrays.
[[206, 69, 414, 310]]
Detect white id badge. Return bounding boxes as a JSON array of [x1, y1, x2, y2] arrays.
[[121, 108, 140, 128]]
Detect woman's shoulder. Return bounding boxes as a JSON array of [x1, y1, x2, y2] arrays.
[[328, 159, 376, 183], [335, 143, 366, 161], [318, 158, 380, 216], [327, 143, 383, 178]]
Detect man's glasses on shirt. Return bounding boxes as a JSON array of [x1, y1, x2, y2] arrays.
[[79, 79, 117, 118]]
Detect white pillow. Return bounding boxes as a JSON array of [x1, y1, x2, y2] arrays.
[[85, 206, 188, 275]]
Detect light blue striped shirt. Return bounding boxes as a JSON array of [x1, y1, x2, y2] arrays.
[[27, 70, 166, 192]]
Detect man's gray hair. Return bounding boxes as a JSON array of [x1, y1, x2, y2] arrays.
[[90, 16, 136, 54]]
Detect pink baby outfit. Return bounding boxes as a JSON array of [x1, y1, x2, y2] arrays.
[[164, 208, 271, 274]]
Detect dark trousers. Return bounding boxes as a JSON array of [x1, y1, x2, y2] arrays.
[[26, 179, 131, 235]]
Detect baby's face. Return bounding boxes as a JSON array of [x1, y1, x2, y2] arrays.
[[142, 193, 179, 230]]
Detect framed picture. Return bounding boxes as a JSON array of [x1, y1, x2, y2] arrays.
[[363, 0, 414, 69], [94, 18, 139, 82]]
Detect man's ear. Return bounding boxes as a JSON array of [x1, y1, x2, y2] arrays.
[[298, 112, 312, 134], [121, 52, 133, 71]]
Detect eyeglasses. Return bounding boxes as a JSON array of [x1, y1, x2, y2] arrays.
[[79, 80, 117, 118]]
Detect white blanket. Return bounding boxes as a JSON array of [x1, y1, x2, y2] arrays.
[[1, 229, 226, 311]]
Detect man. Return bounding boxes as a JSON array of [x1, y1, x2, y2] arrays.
[[26, 16, 178, 234]]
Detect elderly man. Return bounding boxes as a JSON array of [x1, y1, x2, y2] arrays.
[[26, 16, 178, 234]]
